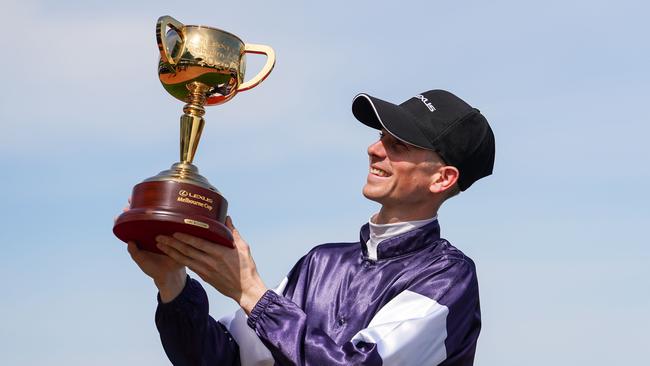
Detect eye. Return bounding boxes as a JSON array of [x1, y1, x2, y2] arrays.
[[379, 132, 410, 152], [393, 140, 409, 151]]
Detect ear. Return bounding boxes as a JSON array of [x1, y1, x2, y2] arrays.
[[429, 166, 460, 195]]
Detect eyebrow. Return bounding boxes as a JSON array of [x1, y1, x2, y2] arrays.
[[383, 133, 409, 149]]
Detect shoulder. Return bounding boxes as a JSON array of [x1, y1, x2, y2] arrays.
[[280, 241, 360, 299], [425, 237, 477, 276], [284, 241, 360, 279], [298, 241, 360, 269], [306, 241, 360, 258], [407, 239, 479, 307], [432, 238, 476, 266]]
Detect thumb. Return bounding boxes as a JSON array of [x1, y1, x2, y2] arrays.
[[225, 216, 241, 241], [225, 215, 234, 230], [127, 241, 144, 261]]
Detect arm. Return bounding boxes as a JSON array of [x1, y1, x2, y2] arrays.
[[154, 221, 382, 365], [353, 259, 481, 366], [121, 202, 241, 365], [156, 220, 479, 365], [245, 259, 479, 366], [155, 276, 241, 366], [126, 242, 241, 365], [247, 290, 383, 365]]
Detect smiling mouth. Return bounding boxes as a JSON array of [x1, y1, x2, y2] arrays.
[[370, 167, 390, 177]]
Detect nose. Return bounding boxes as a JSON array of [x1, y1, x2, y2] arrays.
[[367, 139, 386, 159]]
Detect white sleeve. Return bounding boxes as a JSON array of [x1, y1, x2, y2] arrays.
[[350, 290, 450, 365], [218, 277, 289, 366]]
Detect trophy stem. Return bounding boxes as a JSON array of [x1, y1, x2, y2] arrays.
[[180, 82, 210, 164]]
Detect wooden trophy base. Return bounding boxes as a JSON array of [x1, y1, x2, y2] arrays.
[[113, 163, 233, 254]]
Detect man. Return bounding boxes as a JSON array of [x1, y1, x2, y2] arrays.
[[127, 89, 495, 365]]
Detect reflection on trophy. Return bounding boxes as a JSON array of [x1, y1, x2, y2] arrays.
[[113, 15, 275, 253]]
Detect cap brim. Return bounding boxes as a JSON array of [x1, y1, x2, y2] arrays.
[[352, 93, 433, 150]]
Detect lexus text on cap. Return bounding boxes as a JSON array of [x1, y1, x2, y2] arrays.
[[352, 89, 495, 191]]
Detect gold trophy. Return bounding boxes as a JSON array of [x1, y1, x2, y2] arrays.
[[113, 15, 275, 253]]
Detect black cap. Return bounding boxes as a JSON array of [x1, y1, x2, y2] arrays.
[[352, 89, 495, 191]]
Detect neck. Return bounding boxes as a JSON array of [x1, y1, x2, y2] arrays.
[[373, 205, 439, 224]]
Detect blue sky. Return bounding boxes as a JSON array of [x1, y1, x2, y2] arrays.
[[1, 0, 648, 364]]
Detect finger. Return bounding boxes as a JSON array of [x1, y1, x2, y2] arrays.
[[157, 235, 216, 264], [127, 241, 142, 260], [157, 241, 210, 275], [156, 240, 196, 266], [225, 216, 242, 241], [157, 241, 188, 265], [127, 241, 137, 252], [172, 232, 227, 255]]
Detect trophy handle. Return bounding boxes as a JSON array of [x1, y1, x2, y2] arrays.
[[238, 44, 276, 92], [156, 16, 185, 65]]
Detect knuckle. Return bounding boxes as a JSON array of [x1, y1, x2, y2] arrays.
[[193, 239, 208, 251], [177, 256, 191, 266], [184, 235, 197, 246], [177, 243, 192, 256], [210, 250, 223, 260], [193, 264, 208, 276], [205, 259, 217, 270]]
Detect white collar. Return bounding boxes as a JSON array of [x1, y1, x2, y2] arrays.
[[366, 214, 438, 260]]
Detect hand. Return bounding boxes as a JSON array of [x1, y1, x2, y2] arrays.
[[155, 216, 267, 315], [119, 197, 187, 302], [127, 241, 187, 303]]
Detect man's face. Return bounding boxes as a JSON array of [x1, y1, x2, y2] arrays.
[[363, 130, 443, 208]]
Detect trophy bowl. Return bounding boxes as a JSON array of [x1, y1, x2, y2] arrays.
[[113, 16, 275, 254]]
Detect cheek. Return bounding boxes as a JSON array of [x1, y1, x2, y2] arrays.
[[412, 176, 432, 192], [401, 168, 434, 192]]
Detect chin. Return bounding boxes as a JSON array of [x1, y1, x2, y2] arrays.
[[362, 185, 386, 204]]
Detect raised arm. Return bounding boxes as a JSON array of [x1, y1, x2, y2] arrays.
[[126, 241, 240, 365], [242, 259, 479, 365], [155, 276, 241, 366], [154, 218, 479, 365]]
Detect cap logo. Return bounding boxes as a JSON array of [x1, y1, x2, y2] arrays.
[[415, 95, 436, 112]]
